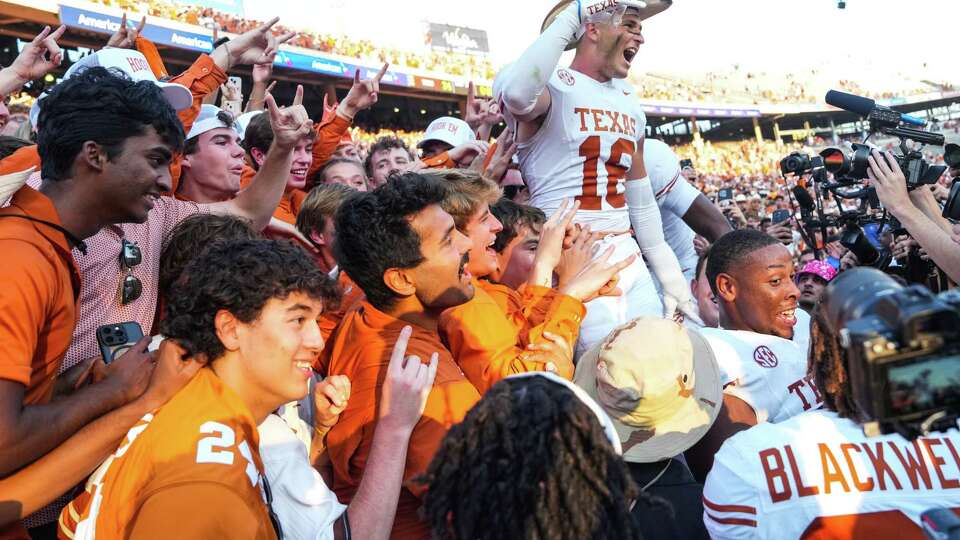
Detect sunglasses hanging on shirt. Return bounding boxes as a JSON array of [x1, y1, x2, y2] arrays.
[[117, 239, 142, 305]]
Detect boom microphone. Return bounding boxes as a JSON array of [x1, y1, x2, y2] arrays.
[[824, 90, 926, 127]]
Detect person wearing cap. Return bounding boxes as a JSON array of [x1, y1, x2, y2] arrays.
[[176, 105, 246, 203], [796, 260, 836, 314], [417, 116, 488, 170], [420, 370, 667, 539], [685, 229, 816, 482], [574, 317, 721, 540]]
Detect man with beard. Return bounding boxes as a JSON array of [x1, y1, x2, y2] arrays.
[[685, 229, 817, 481], [318, 173, 482, 539], [495, 0, 697, 358], [796, 260, 837, 314]]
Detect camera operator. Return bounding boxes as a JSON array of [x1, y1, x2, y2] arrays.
[[702, 268, 960, 539], [867, 150, 960, 282]]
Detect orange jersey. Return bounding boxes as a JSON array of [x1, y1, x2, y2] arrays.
[[59, 368, 275, 540], [317, 271, 366, 354], [439, 280, 584, 394], [238, 166, 305, 225]]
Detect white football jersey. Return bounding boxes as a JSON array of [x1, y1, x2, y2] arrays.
[[703, 409, 960, 539], [514, 67, 648, 231], [700, 314, 820, 424], [645, 139, 700, 279]]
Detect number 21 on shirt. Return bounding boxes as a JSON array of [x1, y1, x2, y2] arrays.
[[577, 136, 635, 211]]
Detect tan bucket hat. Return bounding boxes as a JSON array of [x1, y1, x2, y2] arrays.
[[574, 316, 722, 463]]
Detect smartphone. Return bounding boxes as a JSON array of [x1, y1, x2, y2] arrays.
[[679, 159, 694, 170], [96, 322, 144, 365], [227, 76, 242, 94], [772, 209, 792, 224], [718, 188, 733, 202]]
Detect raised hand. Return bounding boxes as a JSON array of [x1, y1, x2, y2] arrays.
[[7, 25, 65, 85], [251, 59, 274, 84], [378, 326, 438, 433], [225, 17, 295, 69], [106, 13, 146, 50], [560, 246, 635, 303], [482, 127, 518, 182], [447, 140, 489, 166], [265, 84, 313, 150], [338, 63, 388, 119], [533, 198, 580, 277], [556, 222, 604, 288], [314, 375, 351, 431]]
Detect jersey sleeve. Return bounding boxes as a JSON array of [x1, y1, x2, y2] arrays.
[[128, 482, 275, 539], [702, 442, 762, 540], [658, 173, 700, 217], [703, 333, 770, 423]]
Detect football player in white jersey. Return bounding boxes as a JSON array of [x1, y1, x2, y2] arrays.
[[684, 229, 816, 481], [644, 139, 730, 281], [494, 0, 698, 357], [703, 269, 960, 539]]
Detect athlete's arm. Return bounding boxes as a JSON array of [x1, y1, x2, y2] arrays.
[[684, 394, 757, 483], [624, 139, 698, 320], [496, 2, 582, 123], [683, 194, 733, 243], [702, 444, 762, 540]]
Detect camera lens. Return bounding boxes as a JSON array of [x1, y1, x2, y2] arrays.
[[820, 148, 849, 175], [820, 267, 902, 335]]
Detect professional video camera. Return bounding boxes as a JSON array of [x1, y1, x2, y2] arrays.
[[820, 267, 960, 440], [781, 90, 949, 276], [819, 90, 946, 189]]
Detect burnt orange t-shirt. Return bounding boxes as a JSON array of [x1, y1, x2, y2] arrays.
[[59, 368, 275, 540], [320, 301, 480, 540], [317, 271, 366, 349], [0, 187, 80, 540], [0, 187, 80, 403], [238, 166, 306, 225], [439, 280, 584, 394]]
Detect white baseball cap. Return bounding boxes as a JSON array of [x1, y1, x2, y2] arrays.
[[235, 110, 263, 140], [30, 48, 192, 127], [417, 116, 475, 149], [574, 317, 722, 463], [186, 105, 241, 140]]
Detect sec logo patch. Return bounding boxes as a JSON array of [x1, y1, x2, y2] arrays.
[[557, 69, 575, 86], [753, 346, 778, 368]]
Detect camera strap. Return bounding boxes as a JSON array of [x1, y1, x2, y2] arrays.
[[0, 213, 88, 255]]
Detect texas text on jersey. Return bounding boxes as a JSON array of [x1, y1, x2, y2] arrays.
[[513, 66, 648, 232], [703, 409, 960, 539]]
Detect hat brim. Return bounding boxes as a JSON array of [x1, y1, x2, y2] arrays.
[[541, 0, 674, 51], [157, 82, 193, 112], [574, 323, 722, 463]]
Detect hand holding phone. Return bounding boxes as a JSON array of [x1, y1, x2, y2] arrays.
[[96, 322, 145, 365]]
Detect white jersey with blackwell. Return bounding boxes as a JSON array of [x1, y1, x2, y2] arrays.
[[703, 409, 960, 539], [514, 66, 648, 232], [700, 310, 820, 424]]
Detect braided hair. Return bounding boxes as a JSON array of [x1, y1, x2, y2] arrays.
[[809, 304, 862, 421], [419, 376, 661, 540]]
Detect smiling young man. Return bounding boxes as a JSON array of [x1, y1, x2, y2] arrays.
[[489, 198, 546, 291], [433, 169, 634, 393], [495, 0, 696, 359], [176, 104, 246, 203], [60, 239, 338, 538], [319, 173, 481, 539], [684, 229, 817, 481], [363, 136, 414, 189]]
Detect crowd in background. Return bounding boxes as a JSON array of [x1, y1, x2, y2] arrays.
[[0, 7, 959, 540]]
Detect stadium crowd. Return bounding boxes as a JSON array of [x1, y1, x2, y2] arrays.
[[1, 3, 959, 539]]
